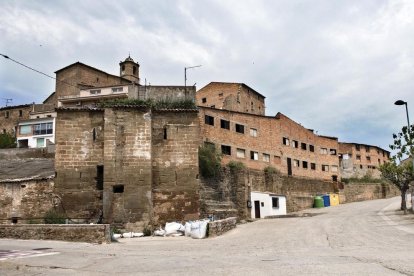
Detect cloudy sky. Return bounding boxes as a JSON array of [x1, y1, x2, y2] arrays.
[[1, 0, 414, 152]]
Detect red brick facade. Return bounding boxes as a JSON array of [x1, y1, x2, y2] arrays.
[[197, 82, 265, 115]]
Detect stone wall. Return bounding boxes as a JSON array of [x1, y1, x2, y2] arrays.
[[0, 179, 56, 224], [0, 148, 54, 159], [340, 182, 399, 203], [0, 104, 32, 134], [208, 217, 237, 237], [0, 224, 111, 244]]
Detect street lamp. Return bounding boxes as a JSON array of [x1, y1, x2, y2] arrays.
[[394, 100, 410, 129], [184, 65, 202, 92]]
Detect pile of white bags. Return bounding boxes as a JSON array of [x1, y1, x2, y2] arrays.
[[189, 220, 209, 239], [155, 219, 209, 239]]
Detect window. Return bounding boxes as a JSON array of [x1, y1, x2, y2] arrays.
[[355, 144, 360, 151], [202, 98, 207, 103], [218, 93, 223, 97], [282, 137, 290, 146], [36, 138, 45, 148], [133, 66, 137, 75], [365, 146, 370, 152], [366, 156, 371, 162], [33, 123, 53, 135], [311, 163, 316, 170], [301, 143, 307, 150], [90, 89, 101, 95], [302, 161, 308, 169], [250, 151, 258, 160], [292, 140, 299, 148], [210, 105, 215, 108], [19, 125, 31, 135], [113, 185, 124, 193], [272, 197, 279, 208], [250, 128, 257, 137], [236, 148, 245, 158], [293, 159, 300, 167], [331, 165, 338, 172], [112, 87, 123, 93], [93, 128, 97, 141], [322, 165, 329, 172], [205, 115, 214, 126], [320, 148, 328, 154], [121, 65, 125, 72], [378, 159, 381, 164], [235, 124, 245, 134], [221, 145, 231, 155], [309, 145, 315, 152], [330, 149, 337, 155], [263, 154, 270, 162], [96, 165, 104, 190], [19, 110, 23, 117], [356, 155, 361, 160], [5, 111, 9, 118], [220, 119, 230, 130]]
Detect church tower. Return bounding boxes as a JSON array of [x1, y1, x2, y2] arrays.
[[119, 55, 140, 83]]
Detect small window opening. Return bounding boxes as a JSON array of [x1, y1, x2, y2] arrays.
[[19, 110, 23, 117], [97, 165, 104, 190], [221, 145, 231, 155], [205, 115, 214, 126], [302, 161, 308, 169], [272, 197, 279, 208], [5, 111, 9, 118], [92, 128, 97, 141], [235, 124, 244, 134], [332, 175, 338, 182], [202, 97, 207, 103], [301, 143, 307, 150], [283, 137, 290, 146], [163, 127, 167, 140], [292, 140, 299, 148], [250, 151, 259, 160], [311, 163, 316, 170], [11, 218, 18, 224], [220, 119, 230, 130], [309, 145, 315, 152], [113, 185, 124, 193], [133, 66, 137, 75]]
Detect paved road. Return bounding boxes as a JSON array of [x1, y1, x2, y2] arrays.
[[2, 196, 414, 275]]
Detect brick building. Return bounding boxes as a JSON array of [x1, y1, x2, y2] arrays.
[[339, 142, 390, 179], [197, 82, 265, 115], [55, 106, 200, 229]]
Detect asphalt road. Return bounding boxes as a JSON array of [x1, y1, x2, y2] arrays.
[[1, 196, 414, 275]]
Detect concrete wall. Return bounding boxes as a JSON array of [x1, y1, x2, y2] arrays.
[[0, 224, 111, 244]]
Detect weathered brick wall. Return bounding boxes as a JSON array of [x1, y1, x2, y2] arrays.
[[208, 217, 237, 237], [197, 82, 265, 115], [198, 107, 340, 181], [55, 109, 105, 221], [55, 63, 130, 103], [102, 107, 153, 228], [0, 105, 32, 134], [152, 110, 200, 225], [0, 179, 55, 224], [0, 224, 111, 244]]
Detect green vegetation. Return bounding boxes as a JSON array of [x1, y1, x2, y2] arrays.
[[44, 209, 66, 224], [264, 166, 280, 175], [199, 144, 221, 178], [98, 98, 197, 109], [342, 171, 382, 184], [228, 161, 245, 172], [0, 131, 16, 148]]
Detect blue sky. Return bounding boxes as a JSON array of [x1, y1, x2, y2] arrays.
[[1, 0, 414, 152]]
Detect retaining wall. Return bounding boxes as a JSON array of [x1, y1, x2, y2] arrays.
[[208, 217, 237, 237]]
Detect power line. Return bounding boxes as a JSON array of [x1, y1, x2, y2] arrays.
[[0, 53, 78, 88]]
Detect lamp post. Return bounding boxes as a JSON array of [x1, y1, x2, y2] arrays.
[[395, 100, 413, 211], [184, 65, 201, 98]]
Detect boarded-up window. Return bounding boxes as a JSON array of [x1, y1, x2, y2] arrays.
[[331, 165, 338, 172], [292, 140, 299, 148], [320, 148, 328, 154], [250, 128, 257, 137], [274, 156, 281, 165], [322, 165, 329, 172], [236, 148, 245, 158], [293, 159, 300, 167], [263, 153, 270, 162]]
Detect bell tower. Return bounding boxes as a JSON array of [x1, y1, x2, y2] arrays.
[[119, 55, 140, 83]]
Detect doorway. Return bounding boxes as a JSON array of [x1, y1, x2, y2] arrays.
[[254, 200, 261, 218], [287, 158, 292, 176]]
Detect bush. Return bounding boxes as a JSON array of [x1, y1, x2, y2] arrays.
[[99, 98, 197, 110], [44, 209, 66, 224], [264, 166, 280, 175], [228, 161, 245, 172], [0, 131, 16, 148], [199, 144, 221, 178]]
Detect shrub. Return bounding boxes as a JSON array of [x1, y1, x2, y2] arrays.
[[199, 144, 221, 178], [0, 131, 16, 148], [264, 166, 280, 175], [99, 98, 197, 110], [228, 161, 245, 172], [44, 209, 66, 224]]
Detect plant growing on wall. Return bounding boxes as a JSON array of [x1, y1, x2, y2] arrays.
[[0, 131, 16, 148], [379, 124, 414, 211], [227, 161, 245, 172], [98, 98, 197, 110], [44, 208, 67, 224], [199, 144, 221, 178]]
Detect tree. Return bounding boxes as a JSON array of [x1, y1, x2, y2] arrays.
[[0, 131, 16, 148], [198, 143, 221, 178], [379, 161, 413, 211], [379, 124, 414, 211]]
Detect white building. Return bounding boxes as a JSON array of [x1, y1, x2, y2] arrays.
[[250, 192, 287, 219], [17, 117, 55, 148]]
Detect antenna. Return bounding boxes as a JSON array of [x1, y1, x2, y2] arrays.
[[1, 98, 12, 106]]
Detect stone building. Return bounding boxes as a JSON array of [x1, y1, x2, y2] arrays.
[[0, 104, 32, 134], [55, 105, 200, 229], [339, 142, 390, 179]]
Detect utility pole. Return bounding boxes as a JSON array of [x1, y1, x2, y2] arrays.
[[184, 65, 201, 98]]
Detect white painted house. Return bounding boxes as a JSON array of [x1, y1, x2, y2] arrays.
[[16, 117, 55, 148], [250, 192, 287, 219]]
